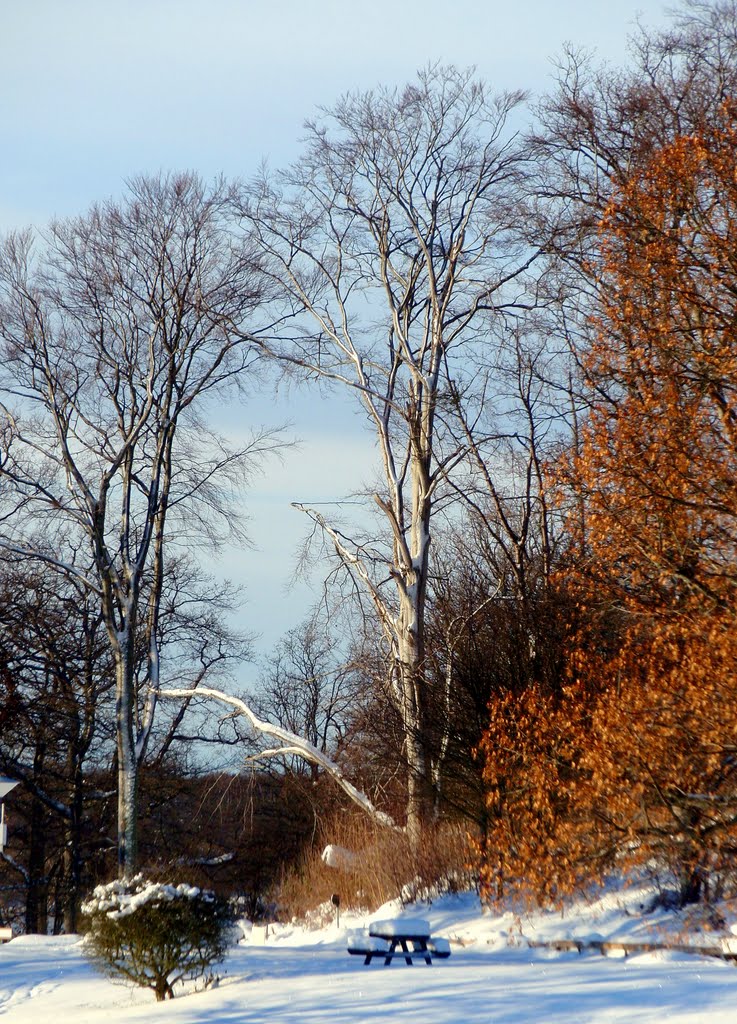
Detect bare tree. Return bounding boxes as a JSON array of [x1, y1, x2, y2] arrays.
[[0, 173, 273, 877], [240, 65, 538, 839], [530, 0, 737, 329], [253, 612, 359, 780], [143, 556, 254, 770], [0, 550, 113, 932]]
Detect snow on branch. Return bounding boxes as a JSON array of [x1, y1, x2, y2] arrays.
[[157, 686, 399, 831]]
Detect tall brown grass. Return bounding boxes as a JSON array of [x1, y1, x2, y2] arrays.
[[272, 813, 477, 923]]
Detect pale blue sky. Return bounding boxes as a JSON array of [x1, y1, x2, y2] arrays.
[[1, 0, 671, 658], [2, 0, 668, 228]]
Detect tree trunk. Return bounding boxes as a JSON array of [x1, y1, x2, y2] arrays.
[[404, 726, 432, 848], [398, 445, 433, 847], [396, 590, 432, 847], [25, 789, 48, 934], [115, 637, 138, 878], [62, 765, 85, 932]]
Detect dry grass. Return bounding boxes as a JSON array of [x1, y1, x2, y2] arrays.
[[272, 814, 477, 922]]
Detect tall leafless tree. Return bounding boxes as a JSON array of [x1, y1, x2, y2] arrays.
[[240, 66, 539, 839], [0, 173, 273, 877]]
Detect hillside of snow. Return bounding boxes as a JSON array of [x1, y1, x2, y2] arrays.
[[2, 882, 737, 1022]]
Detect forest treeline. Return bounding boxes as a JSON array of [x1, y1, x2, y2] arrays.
[[1, 0, 736, 931]]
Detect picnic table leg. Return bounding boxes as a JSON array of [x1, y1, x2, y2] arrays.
[[399, 939, 413, 966], [415, 940, 431, 966]]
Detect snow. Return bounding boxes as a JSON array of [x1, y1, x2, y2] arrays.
[[2, 884, 737, 1022], [321, 844, 358, 870], [81, 876, 206, 919], [368, 917, 430, 937], [345, 932, 390, 952]]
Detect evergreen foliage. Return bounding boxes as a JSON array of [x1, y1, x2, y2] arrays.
[[82, 875, 236, 1001]]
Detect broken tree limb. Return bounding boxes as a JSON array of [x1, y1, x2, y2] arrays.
[[157, 685, 399, 831], [527, 938, 737, 963]]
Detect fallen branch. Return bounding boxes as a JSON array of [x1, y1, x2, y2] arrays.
[[527, 938, 737, 963], [157, 686, 399, 831]]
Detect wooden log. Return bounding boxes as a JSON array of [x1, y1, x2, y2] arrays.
[[527, 938, 735, 962]]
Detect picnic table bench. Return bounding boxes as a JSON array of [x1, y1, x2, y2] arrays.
[[347, 917, 451, 966]]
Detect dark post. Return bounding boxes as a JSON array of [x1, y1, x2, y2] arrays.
[[331, 893, 341, 929]]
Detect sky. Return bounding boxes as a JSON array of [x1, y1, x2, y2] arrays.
[[0, 0, 673, 664]]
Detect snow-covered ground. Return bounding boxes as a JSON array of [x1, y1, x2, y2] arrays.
[[2, 883, 737, 1023]]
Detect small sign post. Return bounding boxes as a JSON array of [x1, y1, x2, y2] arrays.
[[0, 777, 19, 852]]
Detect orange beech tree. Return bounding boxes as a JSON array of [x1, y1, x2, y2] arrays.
[[478, 104, 737, 907]]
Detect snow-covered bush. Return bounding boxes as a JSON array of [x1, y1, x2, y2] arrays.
[[81, 875, 236, 1001]]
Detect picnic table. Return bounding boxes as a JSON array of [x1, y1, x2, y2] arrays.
[[347, 917, 451, 966]]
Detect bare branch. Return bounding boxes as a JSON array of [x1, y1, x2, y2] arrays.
[[158, 686, 399, 830]]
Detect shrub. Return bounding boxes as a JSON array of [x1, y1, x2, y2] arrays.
[[81, 874, 236, 1001]]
